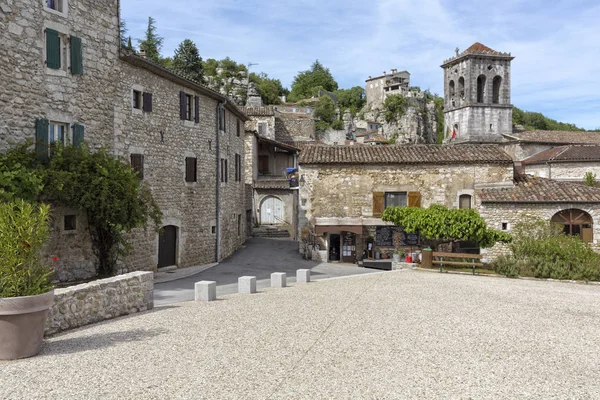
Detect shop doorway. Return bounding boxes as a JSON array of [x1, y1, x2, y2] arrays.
[[342, 232, 356, 263], [329, 234, 340, 261], [158, 225, 177, 268]]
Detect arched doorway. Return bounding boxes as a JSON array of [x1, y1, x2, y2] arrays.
[[551, 209, 593, 242], [158, 225, 178, 268], [260, 196, 284, 225]]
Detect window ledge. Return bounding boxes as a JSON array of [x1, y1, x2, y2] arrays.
[[44, 7, 68, 18], [132, 108, 143, 116], [46, 68, 67, 77], [183, 120, 195, 128]]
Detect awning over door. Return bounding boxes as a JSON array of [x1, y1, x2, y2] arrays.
[[315, 225, 362, 235]]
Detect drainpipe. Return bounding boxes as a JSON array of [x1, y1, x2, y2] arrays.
[[216, 100, 226, 262]]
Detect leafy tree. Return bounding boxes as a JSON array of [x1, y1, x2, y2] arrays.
[[512, 106, 584, 131], [138, 16, 163, 64], [383, 94, 409, 123], [335, 86, 365, 116], [584, 172, 597, 187], [382, 204, 510, 250], [0, 142, 44, 203], [44, 146, 162, 277], [203, 58, 219, 78], [313, 96, 336, 131], [172, 39, 204, 83], [127, 36, 134, 51], [249, 72, 288, 105], [288, 60, 338, 102], [433, 95, 445, 144]]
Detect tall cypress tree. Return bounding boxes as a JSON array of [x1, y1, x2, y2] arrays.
[[138, 17, 163, 64], [172, 39, 204, 83]]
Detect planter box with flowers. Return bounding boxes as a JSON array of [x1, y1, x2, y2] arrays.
[[0, 200, 56, 360]]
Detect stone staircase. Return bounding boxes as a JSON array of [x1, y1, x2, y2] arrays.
[[252, 225, 291, 238]]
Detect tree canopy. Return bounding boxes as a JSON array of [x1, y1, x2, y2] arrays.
[[138, 17, 163, 64], [288, 60, 338, 102], [249, 72, 288, 105], [381, 204, 510, 249], [313, 96, 337, 131], [172, 39, 204, 83], [335, 86, 365, 116], [513, 107, 585, 131]]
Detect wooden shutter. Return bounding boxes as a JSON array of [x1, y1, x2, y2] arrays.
[[70, 35, 83, 75], [143, 92, 153, 112], [185, 157, 197, 182], [237, 120, 241, 137], [130, 154, 144, 179], [179, 91, 186, 120], [35, 118, 49, 162], [72, 123, 84, 148], [408, 192, 421, 207], [372, 192, 384, 217], [194, 96, 199, 123], [46, 29, 60, 69]]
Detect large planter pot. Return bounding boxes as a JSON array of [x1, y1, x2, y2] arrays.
[[0, 290, 55, 360], [393, 253, 401, 262]]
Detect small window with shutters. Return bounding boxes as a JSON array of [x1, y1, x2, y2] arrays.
[[132, 90, 142, 109], [45, 28, 61, 70], [45, 0, 67, 15], [69, 35, 83, 75], [185, 94, 193, 121], [385, 192, 407, 208], [142, 92, 153, 112], [130, 154, 144, 179], [185, 157, 197, 183], [220, 158, 228, 183], [234, 153, 242, 182]]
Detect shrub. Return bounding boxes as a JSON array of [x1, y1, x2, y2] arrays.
[[0, 200, 54, 297], [493, 218, 600, 281]]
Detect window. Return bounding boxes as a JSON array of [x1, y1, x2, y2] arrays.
[[130, 154, 144, 179], [385, 192, 407, 208], [142, 92, 153, 112], [258, 122, 267, 136], [258, 155, 269, 175], [133, 90, 142, 109], [46, 0, 64, 12], [186, 94, 193, 120], [64, 214, 76, 231], [492, 76, 502, 104], [211, 226, 216, 234], [236, 120, 241, 137], [459, 194, 472, 209], [477, 75, 486, 103], [237, 214, 241, 236], [501, 222, 509, 231], [458, 77, 465, 99], [185, 157, 197, 183], [48, 122, 67, 148], [220, 158, 228, 183], [234, 153, 241, 181]]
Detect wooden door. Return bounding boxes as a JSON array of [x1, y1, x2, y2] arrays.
[[260, 196, 284, 225], [158, 225, 177, 268], [342, 232, 356, 263]]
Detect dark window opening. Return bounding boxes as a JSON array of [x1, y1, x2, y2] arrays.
[[133, 90, 142, 109], [492, 76, 502, 104], [220, 158, 228, 183], [46, 0, 63, 12], [258, 155, 269, 175], [477, 75, 486, 103], [211, 226, 216, 234], [185, 157, 197, 182], [384, 192, 407, 208], [130, 153, 144, 179], [185, 94, 193, 120], [64, 214, 76, 231], [237, 214, 241, 236], [459, 194, 472, 209], [501, 222, 508, 231]]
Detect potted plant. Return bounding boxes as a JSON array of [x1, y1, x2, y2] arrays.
[[393, 249, 404, 262], [0, 200, 55, 360]]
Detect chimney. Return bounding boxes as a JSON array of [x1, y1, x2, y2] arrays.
[[383, 71, 386, 75], [368, 76, 371, 79], [139, 47, 146, 58]]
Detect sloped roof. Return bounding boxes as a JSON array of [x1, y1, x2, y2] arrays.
[[478, 176, 600, 203], [298, 144, 513, 165], [240, 106, 275, 117], [522, 145, 600, 165], [504, 131, 600, 145], [257, 136, 299, 152], [364, 134, 388, 143], [441, 42, 513, 67], [254, 178, 291, 190], [462, 42, 503, 56]]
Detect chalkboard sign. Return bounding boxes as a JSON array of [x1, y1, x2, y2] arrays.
[[375, 226, 419, 246]]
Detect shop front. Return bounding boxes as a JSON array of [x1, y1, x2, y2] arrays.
[[315, 225, 362, 263]]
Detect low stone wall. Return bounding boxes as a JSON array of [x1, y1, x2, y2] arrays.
[[45, 271, 154, 336]]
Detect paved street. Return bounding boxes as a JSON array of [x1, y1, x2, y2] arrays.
[[2, 271, 599, 399], [154, 238, 380, 306]]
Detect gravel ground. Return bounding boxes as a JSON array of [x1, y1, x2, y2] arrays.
[[1, 270, 599, 399]]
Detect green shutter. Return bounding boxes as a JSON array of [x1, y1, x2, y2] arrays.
[[35, 119, 49, 162], [72, 124, 84, 148], [70, 35, 83, 75], [46, 29, 60, 69]]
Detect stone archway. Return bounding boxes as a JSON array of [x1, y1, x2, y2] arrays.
[[551, 209, 593, 242]]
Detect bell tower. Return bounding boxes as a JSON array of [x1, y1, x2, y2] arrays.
[[441, 43, 514, 143]]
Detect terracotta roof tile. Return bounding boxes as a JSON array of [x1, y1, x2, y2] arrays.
[[462, 42, 502, 55], [254, 178, 291, 190], [505, 131, 600, 144], [239, 106, 275, 117], [478, 176, 600, 203], [298, 144, 512, 165], [522, 145, 600, 165]]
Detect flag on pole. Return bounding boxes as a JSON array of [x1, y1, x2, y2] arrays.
[[451, 128, 457, 139]]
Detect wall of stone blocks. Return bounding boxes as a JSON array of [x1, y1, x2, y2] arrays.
[[244, 116, 276, 140], [524, 162, 600, 181], [276, 116, 315, 142], [45, 271, 153, 336], [0, 0, 120, 151]]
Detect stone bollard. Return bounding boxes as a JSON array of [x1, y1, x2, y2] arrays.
[[296, 269, 310, 283], [195, 281, 216, 302], [271, 272, 286, 288], [238, 276, 256, 294]]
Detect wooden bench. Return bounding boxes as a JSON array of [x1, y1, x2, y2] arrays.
[[432, 252, 484, 275]]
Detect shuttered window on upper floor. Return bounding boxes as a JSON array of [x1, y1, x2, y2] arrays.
[[130, 154, 144, 179], [46, 29, 61, 69], [185, 157, 197, 183], [69, 35, 83, 75]]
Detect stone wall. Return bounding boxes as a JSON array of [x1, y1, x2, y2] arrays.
[[276, 114, 315, 143], [0, 0, 120, 151], [46, 271, 153, 336], [318, 129, 347, 145], [500, 142, 550, 161], [479, 202, 600, 261], [524, 162, 600, 181], [244, 115, 276, 140]]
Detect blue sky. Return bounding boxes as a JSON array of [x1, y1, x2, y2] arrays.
[[122, 0, 600, 130]]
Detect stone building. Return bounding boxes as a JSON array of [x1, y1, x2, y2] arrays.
[[297, 144, 513, 262], [116, 53, 249, 272], [441, 43, 514, 143], [244, 130, 299, 238], [0, 0, 249, 281], [520, 145, 600, 180], [365, 69, 411, 106]]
